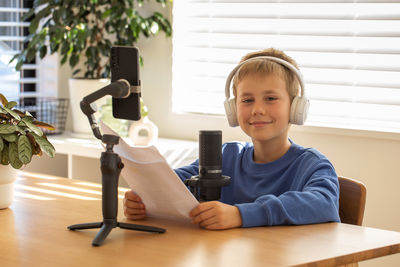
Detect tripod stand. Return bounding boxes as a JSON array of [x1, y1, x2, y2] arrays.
[[68, 134, 165, 246], [68, 80, 165, 246]]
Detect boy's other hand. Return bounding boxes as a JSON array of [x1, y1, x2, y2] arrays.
[[123, 190, 146, 220], [189, 201, 242, 230]]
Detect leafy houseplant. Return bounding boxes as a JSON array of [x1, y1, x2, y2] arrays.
[[9, 0, 172, 79], [9, 0, 172, 135], [0, 94, 55, 169]]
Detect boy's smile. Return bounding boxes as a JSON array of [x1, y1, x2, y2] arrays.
[[249, 120, 272, 127], [236, 73, 291, 162]]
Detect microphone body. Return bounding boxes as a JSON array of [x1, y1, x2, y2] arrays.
[[111, 46, 141, 121], [184, 131, 231, 201]]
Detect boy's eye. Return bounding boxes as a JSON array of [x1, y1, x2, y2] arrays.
[[241, 98, 253, 103], [265, 97, 277, 101]]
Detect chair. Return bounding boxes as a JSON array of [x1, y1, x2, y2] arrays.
[[338, 176, 367, 226], [337, 176, 367, 267]]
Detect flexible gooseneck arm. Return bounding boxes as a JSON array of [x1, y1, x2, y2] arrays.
[[79, 79, 131, 140]]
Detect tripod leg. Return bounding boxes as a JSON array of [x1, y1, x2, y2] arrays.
[[118, 222, 166, 233], [68, 222, 103, 230], [92, 223, 114, 246]]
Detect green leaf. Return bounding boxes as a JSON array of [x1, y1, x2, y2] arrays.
[[72, 68, 81, 76], [26, 47, 37, 63], [5, 101, 17, 109], [21, 8, 35, 21], [0, 93, 8, 106], [25, 111, 34, 117], [8, 53, 19, 65], [60, 54, 68, 65], [1, 144, 9, 165], [69, 54, 79, 67], [30, 6, 51, 34], [29, 17, 40, 34], [9, 142, 23, 169], [3, 109, 20, 120], [32, 133, 55, 158], [40, 45, 48, 58], [18, 135, 33, 164], [0, 136, 3, 151], [2, 106, 21, 120], [22, 115, 34, 123], [15, 56, 25, 71], [15, 125, 27, 135], [0, 124, 18, 134], [102, 9, 111, 19], [1, 133, 18, 143], [17, 120, 27, 127], [22, 117, 43, 136]]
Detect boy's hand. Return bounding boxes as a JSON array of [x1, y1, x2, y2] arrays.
[[123, 190, 146, 220], [189, 201, 242, 230]]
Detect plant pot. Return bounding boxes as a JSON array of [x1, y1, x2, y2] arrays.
[[68, 78, 110, 136], [0, 165, 18, 209], [128, 116, 158, 146]]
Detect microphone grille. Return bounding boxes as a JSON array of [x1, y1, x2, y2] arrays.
[[199, 130, 222, 167]]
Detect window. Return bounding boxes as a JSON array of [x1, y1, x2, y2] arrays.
[[0, 0, 57, 101], [172, 0, 400, 133]]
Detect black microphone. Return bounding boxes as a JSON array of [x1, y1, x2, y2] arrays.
[[111, 46, 141, 121], [184, 130, 231, 201]]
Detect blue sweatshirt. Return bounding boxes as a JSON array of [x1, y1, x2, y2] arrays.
[[175, 140, 340, 227]]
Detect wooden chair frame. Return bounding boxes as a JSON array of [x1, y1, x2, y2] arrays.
[[338, 176, 367, 226]]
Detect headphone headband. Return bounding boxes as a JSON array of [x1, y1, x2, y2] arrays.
[[224, 56, 305, 100]]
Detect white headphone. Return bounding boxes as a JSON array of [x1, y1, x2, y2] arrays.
[[224, 56, 310, 127]]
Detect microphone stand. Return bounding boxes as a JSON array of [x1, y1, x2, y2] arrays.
[[67, 80, 165, 246], [184, 174, 231, 201]]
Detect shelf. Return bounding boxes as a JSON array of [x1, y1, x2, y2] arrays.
[[48, 132, 199, 179]]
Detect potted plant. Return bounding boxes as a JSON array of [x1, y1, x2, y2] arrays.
[[0, 93, 56, 209], [10, 0, 171, 134]]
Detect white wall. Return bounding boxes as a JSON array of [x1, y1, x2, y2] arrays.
[[55, 5, 400, 266]]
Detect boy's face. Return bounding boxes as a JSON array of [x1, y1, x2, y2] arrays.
[[236, 73, 291, 144]]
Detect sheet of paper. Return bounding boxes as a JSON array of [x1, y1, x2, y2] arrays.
[[100, 122, 199, 221]]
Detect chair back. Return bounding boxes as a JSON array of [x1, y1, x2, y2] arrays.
[[338, 176, 367, 226]]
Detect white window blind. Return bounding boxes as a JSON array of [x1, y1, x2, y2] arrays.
[[0, 0, 56, 100], [172, 0, 400, 133]]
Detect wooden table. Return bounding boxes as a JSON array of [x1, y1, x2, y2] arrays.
[[1, 173, 400, 267]]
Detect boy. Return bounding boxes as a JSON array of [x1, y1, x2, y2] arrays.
[[123, 48, 340, 230]]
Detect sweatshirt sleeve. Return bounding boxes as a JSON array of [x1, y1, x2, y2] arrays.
[[235, 160, 340, 227], [174, 160, 199, 182]]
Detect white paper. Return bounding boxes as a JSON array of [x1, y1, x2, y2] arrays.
[[100, 122, 199, 220]]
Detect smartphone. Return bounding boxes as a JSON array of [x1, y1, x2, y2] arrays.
[[111, 46, 141, 121]]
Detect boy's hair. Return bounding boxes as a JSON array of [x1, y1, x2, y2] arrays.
[[232, 48, 300, 102]]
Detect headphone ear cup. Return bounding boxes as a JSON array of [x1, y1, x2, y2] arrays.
[[290, 96, 310, 125], [224, 98, 239, 127]]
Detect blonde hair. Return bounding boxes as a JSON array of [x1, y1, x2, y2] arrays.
[[232, 48, 300, 101]]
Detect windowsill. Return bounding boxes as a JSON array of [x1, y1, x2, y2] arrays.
[[290, 124, 400, 142], [164, 112, 400, 142], [48, 131, 198, 159]]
